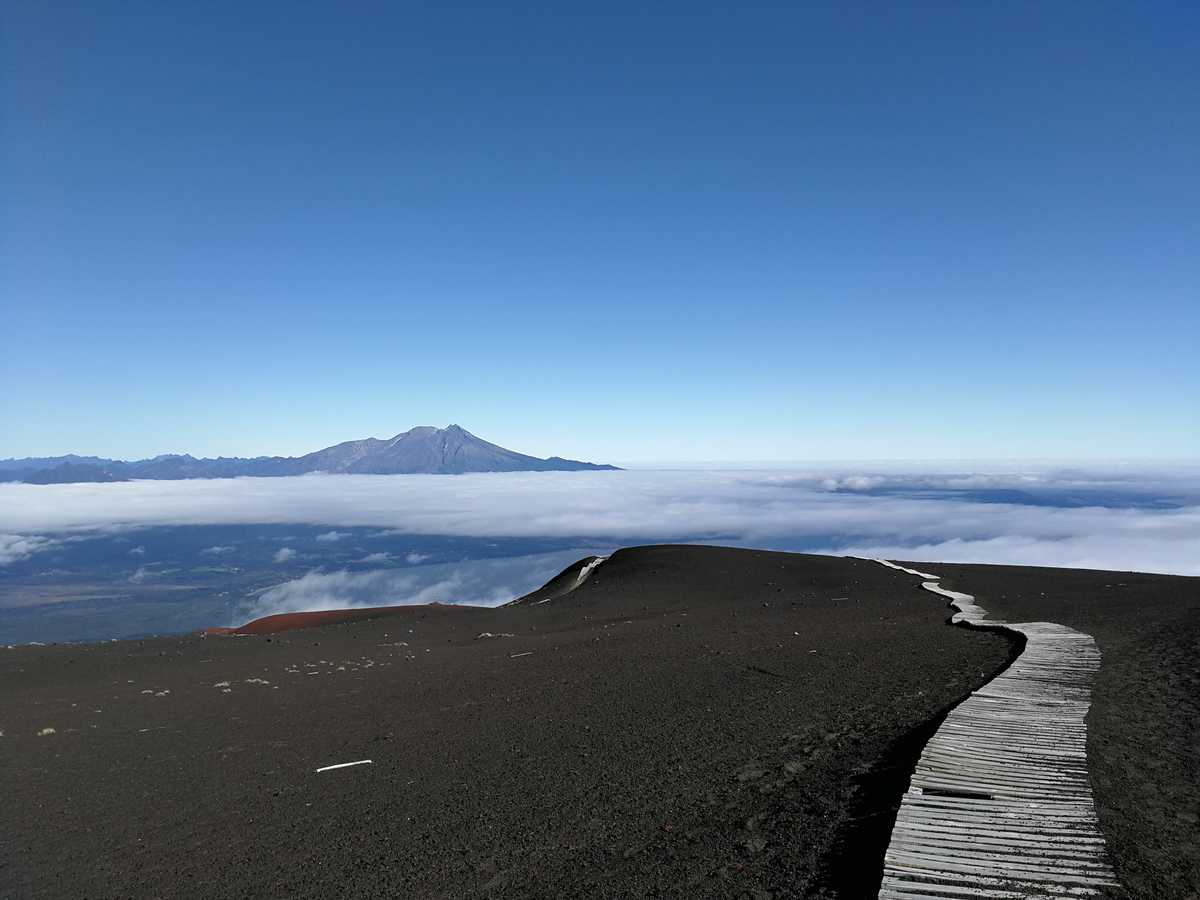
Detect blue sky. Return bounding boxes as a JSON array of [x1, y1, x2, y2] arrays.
[[4, 2, 1198, 462]]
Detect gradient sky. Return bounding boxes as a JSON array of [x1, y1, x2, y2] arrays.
[[4, 2, 1198, 462]]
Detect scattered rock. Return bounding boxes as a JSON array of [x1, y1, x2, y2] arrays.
[[739, 835, 767, 854], [735, 766, 766, 783]]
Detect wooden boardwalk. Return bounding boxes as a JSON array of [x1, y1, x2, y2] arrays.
[[871, 559, 1119, 899]]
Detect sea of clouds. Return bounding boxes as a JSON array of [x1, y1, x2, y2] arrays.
[[2, 464, 1198, 575]]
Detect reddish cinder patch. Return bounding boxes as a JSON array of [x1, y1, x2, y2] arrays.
[[202, 602, 476, 636]]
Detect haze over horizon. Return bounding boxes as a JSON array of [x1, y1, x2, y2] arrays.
[[4, 2, 1198, 462]]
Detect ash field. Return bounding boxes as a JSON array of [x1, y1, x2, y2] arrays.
[[2, 545, 1197, 899]]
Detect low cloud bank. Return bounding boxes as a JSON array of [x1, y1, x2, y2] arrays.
[[3, 467, 1199, 576], [234, 550, 601, 623], [0, 534, 59, 565], [830, 533, 1200, 577]]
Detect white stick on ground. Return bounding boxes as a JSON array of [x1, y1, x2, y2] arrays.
[[315, 759, 373, 773]]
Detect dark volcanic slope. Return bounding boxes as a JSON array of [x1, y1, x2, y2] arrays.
[[508, 555, 605, 606], [0, 547, 1013, 899], [913, 561, 1200, 900]]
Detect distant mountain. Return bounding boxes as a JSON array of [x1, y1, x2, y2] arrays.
[[0, 454, 116, 474], [296, 425, 614, 475], [1, 425, 619, 483]]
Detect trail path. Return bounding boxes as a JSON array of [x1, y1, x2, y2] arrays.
[[871, 559, 1119, 899]]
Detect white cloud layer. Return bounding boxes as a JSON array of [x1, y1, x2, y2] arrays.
[[2, 466, 1199, 575]]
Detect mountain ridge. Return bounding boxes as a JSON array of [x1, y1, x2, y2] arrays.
[[0, 425, 619, 483]]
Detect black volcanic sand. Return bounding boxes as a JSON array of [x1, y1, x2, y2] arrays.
[[1, 547, 1016, 899], [910, 561, 1200, 900]]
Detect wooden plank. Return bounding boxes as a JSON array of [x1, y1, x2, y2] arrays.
[[883, 850, 1118, 886]]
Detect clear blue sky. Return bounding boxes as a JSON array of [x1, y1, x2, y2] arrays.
[[4, 2, 1197, 462]]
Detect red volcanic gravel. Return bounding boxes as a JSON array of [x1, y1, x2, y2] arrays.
[[205, 602, 476, 636]]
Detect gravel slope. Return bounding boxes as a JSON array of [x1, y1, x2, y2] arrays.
[[1, 546, 1015, 899]]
